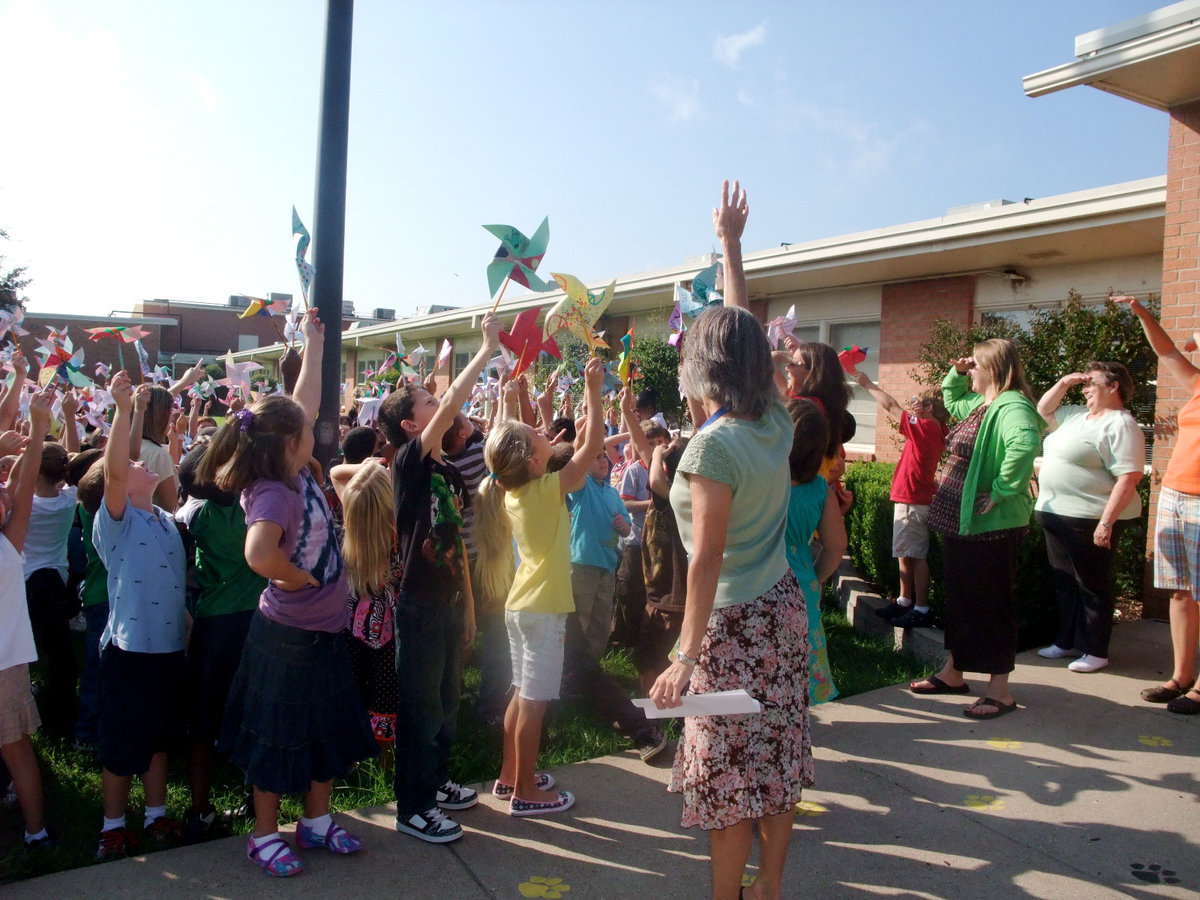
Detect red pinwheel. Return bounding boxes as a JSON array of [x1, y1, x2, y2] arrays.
[[499, 307, 561, 378]]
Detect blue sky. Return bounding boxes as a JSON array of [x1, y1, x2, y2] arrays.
[[0, 1, 1171, 321]]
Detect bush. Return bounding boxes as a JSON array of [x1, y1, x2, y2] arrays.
[[841, 460, 1148, 650]]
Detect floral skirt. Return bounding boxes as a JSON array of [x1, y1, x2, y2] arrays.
[[668, 570, 815, 830]]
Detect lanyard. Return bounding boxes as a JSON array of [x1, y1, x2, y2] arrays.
[[699, 405, 728, 432]]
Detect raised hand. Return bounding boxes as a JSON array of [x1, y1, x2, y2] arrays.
[[110, 371, 133, 412], [0, 430, 28, 456], [132, 382, 150, 412], [60, 389, 80, 418], [300, 308, 324, 343], [952, 357, 975, 375], [713, 178, 749, 244], [480, 310, 501, 350], [28, 384, 55, 433]]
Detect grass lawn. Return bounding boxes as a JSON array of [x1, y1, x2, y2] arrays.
[[0, 598, 927, 883]]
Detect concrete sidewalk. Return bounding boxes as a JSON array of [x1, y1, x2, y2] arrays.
[[8, 619, 1196, 898]]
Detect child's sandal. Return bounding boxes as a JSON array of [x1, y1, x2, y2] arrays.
[[297, 820, 362, 854], [247, 835, 305, 877]]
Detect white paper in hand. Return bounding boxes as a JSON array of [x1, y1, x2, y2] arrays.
[[633, 689, 762, 719]]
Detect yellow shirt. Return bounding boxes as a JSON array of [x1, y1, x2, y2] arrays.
[[504, 472, 574, 614]]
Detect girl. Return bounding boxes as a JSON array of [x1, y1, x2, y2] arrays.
[[475, 355, 604, 816], [131, 384, 179, 513], [339, 463, 401, 749], [786, 399, 848, 705], [196, 310, 377, 877]]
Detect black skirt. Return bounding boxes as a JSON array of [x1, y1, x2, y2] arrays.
[[219, 611, 378, 795]]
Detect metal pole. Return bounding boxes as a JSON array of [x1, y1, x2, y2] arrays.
[[310, 0, 353, 473]]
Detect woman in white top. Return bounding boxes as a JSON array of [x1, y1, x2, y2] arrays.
[[1034, 361, 1145, 673]]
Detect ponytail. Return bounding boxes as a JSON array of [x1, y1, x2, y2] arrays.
[[475, 419, 539, 607]]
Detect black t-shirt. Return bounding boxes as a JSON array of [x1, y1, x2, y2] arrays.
[[392, 435, 468, 602]]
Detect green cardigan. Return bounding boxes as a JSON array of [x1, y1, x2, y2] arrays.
[[941, 369, 1044, 536]]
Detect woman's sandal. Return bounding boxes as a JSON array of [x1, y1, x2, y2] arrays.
[[1165, 689, 1200, 715], [1141, 679, 1185, 703], [962, 696, 1018, 720], [909, 675, 970, 695], [246, 835, 304, 877]]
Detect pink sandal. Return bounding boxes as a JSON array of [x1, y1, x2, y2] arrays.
[[246, 834, 304, 877], [296, 820, 363, 854]]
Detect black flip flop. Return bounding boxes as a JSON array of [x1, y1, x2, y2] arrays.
[[909, 675, 970, 695], [962, 696, 1018, 720]]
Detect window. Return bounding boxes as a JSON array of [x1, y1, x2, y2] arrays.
[[828, 321, 881, 451], [237, 334, 258, 351], [454, 352, 471, 376], [358, 357, 382, 382]]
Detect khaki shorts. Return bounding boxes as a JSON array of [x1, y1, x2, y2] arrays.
[[0, 664, 40, 746], [892, 503, 931, 559]]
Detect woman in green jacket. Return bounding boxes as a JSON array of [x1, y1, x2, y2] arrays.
[[909, 338, 1043, 719]]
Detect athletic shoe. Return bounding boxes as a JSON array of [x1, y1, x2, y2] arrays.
[[145, 816, 184, 851], [395, 807, 463, 843], [510, 790, 575, 818], [1067, 654, 1108, 673], [1037, 645, 1074, 659], [493, 773, 555, 798], [96, 826, 139, 862], [875, 601, 912, 620], [636, 729, 668, 763], [436, 780, 479, 811], [891, 607, 934, 629], [23, 831, 55, 852], [297, 819, 363, 854]]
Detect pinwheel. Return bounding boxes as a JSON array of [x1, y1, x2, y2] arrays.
[[677, 261, 725, 318], [0, 307, 28, 341], [543, 274, 615, 352], [86, 325, 148, 370], [616, 324, 636, 387], [668, 293, 685, 348], [357, 395, 383, 428], [483, 217, 554, 309], [435, 339, 453, 372], [499, 306, 561, 378], [838, 345, 868, 374], [766, 305, 798, 348], [486, 345, 515, 377], [293, 206, 315, 307], [94, 361, 111, 380], [37, 337, 92, 388], [218, 350, 264, 398]]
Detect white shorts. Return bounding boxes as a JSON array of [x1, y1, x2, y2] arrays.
[[505, 610, 567, 701], [892, 503, 931, 559]]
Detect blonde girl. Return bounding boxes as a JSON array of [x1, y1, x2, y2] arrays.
[[474, 356, 604, 816], [196, 310, 377, 877]]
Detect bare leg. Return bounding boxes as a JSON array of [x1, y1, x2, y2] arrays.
[[102, 769, 133, 820], [252, 787, 281, 838], [513, 697, 557, 802], [710, 819, 754, 900], [910, 653, 965, 690], [984, 672, 1014, 705], [304, 779, 333, 818], [898, 556, 915, 602], [1168, 590, 1199, 688], [142, 751, 168, 809], [912, 557, 931, 607], [497, 690, 520, 785], [743, 812, 794, 900], [0, 737, 44, 834]]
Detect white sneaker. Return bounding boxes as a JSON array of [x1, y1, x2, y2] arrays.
[[1068, 654, 1108, 673], [394, 808, 462, 843], [1037, 645, 1073, 659]]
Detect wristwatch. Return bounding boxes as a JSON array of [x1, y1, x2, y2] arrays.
[[674, 649, 699, 666]]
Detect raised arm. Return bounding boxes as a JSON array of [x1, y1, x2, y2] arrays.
[[60, 388, 81, 453], [942, 361, 984, 421], [3, 386, 53, 553], [1116, 295, 1200, 393], [853, 371, 904, 419], [619, 387, 653, 466], [713, 179, 749, 311], [128, 383, 148, 461], [420, 312, 500, 455], [0, 349, 29, 431], [103, 371, 135, 520], [1036, 372, 1087, 433], [168, 358, 206, 397], [557, 357, 606, 496], [292, 310, 324, 423]]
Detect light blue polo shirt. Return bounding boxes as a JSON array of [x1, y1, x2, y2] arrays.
[[567, 475, 632, 572]]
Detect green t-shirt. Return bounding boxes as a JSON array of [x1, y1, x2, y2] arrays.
[[670, 398, 792, 609], [178, 499, 266, 618], [78, 505, 109, 609]]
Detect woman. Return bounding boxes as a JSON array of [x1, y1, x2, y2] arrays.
[[651, 181, 812, 900], [908, 339, 1042, 719], [1119, 296, 1200, 714], [1034, 362, 1145, 673]]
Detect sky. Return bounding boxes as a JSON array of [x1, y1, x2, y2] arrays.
[[0, 1, 1175, 320]]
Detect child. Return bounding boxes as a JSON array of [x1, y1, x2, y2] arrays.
[[475, 355, 605, 817], [68, 448, 107, 750], [0, 386, 57, 849], [786, 399, 848, 705], [339, 463, 401, 749], [175, 444, 266, 843], [375, 311, 499, 844], [197, 310, 377, 877], [91, 370, 189, 860], [854, 371, 950, 627]]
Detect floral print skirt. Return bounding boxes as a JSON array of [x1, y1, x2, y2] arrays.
[[668, 569, 815, 830]]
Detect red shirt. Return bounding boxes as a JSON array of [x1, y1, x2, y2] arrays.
[[890, 413, 949, 505]]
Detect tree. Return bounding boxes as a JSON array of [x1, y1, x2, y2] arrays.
[[628, 335, 683, 425], [0, 228, 31, 312]]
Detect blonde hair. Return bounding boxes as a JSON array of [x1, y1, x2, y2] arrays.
[[340, 464, 395, 599], [973, 338, 1033, 401], [474, 420, 537, 608]]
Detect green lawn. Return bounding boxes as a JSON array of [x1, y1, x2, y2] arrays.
[[0, 600, 926, 883]]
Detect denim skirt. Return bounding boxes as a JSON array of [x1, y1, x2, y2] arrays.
[[219, 611, 378, 795]]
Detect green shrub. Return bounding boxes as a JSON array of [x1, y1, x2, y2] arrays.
[[841, 460, 1148, 650]]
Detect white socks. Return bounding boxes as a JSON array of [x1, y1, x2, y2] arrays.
[[251, 831, 282, 849], [144, 805, 166, 828], [301, 813, 333, 835], [103, 815, 126, 832]]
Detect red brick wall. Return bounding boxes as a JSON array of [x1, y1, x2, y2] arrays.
[[1144, 100, 1200, 617], [876, 276, 976, 461], [19, 315, 163, 381]]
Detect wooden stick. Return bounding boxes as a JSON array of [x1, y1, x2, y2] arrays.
[[490, 273, 512, 313]]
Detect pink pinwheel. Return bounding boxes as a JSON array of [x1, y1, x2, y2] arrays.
[[218, 350, 263, 397], [765, 305, 797, 348]]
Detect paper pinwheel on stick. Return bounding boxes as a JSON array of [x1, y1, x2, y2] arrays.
[[219, 350, 263, 398], [668, 293, 685, 348], [484, 217, 554, 309], [499, 307, 560, 378], [0, 307, 29, 342], [766, 305, 798, 348], [38, 343, 92, 388], [838, 345, 868, 374], [86, 325, 149, 370], [293, 206, 315, 307], [677, 260, 725, 318], [544, 274, 615, 352], [616, 324, 636, 387], [435, 339, 453, 372]]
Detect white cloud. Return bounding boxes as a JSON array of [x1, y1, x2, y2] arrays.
[[737, 89, 754, 107], [771, 94, 905, 177], [713, 23, 766, 69], [183, 72, 219, 112], [651, 76, 701, 124]]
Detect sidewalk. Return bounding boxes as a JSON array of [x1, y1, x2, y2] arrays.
[[8, 619, 1195, 898]]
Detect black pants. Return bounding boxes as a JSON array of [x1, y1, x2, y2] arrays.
[[561, 613, 649, 741], [26, 568, 78, 740], [610, 544, 647, 649], [943, 529, 1025, 675], [1036, 511, 1127, 658]]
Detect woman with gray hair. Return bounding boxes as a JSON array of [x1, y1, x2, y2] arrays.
[[1034, 361, 1145, 673], [650, 181, 811, 900]]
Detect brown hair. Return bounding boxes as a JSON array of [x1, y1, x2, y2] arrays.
[[972, 338, 1033, 401], [917, 388, 951, 426], [194, 395, 307, 493], [1084, 360, 1135, 403], [795, 342, 851, 458], [378, 382, 421, 447], [787, 399, 830, 485], [142, 385, 173, 445]]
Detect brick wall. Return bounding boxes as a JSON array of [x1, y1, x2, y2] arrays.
[[876, 276, 976, 461]]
